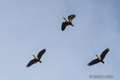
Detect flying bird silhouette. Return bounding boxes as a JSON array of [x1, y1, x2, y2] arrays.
[[88, 48, 109, 66], [61, 14, 76, 31], [26, 49, 46, 67]]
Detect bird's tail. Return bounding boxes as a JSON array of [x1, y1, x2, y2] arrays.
[[101, 60, 104, 64], [71, 23, 74, 26], [39, 60, 42, 63]]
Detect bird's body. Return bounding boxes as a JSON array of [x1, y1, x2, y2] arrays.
[[88, 48, 109, 66], [96, 55, 104, 63], [26, 49, 46, 67], [61, 14, 75, 31]]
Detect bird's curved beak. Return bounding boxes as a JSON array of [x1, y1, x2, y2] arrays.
[[63, 17, 66, 20], [95, 54, 98, 57], [32, 54, 35, 57]]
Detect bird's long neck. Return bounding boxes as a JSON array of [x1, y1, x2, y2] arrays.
[[63, 17, 70, 22], [33, 55, 38, 60], [96, 55, 101, 60]]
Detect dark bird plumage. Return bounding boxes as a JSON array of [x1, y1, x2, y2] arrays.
[[68, 15, 75, 21], [88, 48, 109, 66], [61, 14, 76, 31], [26, 49, 46, 67]]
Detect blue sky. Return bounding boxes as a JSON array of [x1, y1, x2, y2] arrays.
[[0, 0, 120, 80]]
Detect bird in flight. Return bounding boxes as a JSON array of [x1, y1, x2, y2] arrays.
[[26, 49, 46, 67], [61, 14, 76, 31], [88, 48, 110, 66]]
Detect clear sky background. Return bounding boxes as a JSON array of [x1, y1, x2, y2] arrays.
[[0, 0, 120, 80]]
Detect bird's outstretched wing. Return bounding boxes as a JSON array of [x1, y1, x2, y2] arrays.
[[100, 48, 109, 60], [88, 59, 100, 66], [37, 49, 46, 59], [61, 22, 69, 31], [68, 14, 75, 21], [26, 59, 38, 67]]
